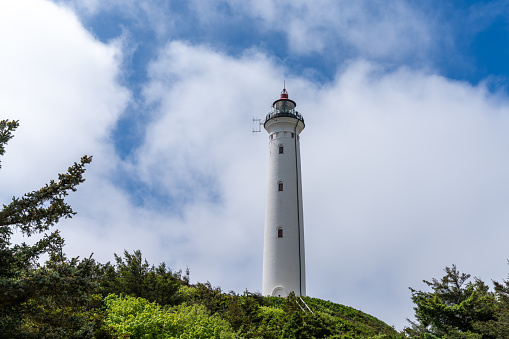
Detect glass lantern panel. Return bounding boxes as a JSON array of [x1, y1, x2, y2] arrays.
[[275, 100, 295, 113]]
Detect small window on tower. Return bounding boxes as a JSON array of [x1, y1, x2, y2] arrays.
[[270, 134, 273, 140], [278, 181, 283, 191], [278, 227, 283, 238], [291, 133, 295, 138], [279, 144, 284, 154]]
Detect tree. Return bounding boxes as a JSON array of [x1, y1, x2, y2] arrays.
[[0, 119, 94, 337], [96, 249, 188, 306], [405, 265, 497, 339], [474, 263, 509, 338]]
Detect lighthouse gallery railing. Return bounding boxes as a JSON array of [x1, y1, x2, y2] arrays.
[[264, 109, 304, 124]]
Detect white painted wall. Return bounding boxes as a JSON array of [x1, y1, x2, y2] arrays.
[[262, 116, 306, 297]]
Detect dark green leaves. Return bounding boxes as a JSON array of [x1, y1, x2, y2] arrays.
[[0, 120, 94, 336], [406, 265, 497, 338], [0, 155, 92, 234], [0, 119, 19, 168]]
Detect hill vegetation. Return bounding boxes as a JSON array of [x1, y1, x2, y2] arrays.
[[2, 246, 404, 338]]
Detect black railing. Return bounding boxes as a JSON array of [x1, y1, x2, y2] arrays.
[[264, 109, 304, 124]]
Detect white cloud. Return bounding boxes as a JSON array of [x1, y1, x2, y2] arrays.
[[138, 42, 279, 198], [298, 62, 509, 327], [0, 0, 129, 194], [0, 0, 129, 261], [190, 0, 434, 59]]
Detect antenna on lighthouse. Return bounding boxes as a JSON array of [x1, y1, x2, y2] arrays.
[[252, 117, 262, 133], [253, 82, 288, 134]]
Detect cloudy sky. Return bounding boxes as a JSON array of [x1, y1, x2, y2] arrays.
[[2, 0, 509, 330]]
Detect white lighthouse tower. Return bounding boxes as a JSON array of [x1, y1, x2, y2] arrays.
[[262, 86, 306, 297]]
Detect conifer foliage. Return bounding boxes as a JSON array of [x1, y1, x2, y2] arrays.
[[0, 119, 95, 337], [476, 271, 509, 338], [405, 265, 498, 339], [95, 249, 189, 306]]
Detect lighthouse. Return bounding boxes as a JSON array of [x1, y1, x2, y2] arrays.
[[262, 87, 306, 297]]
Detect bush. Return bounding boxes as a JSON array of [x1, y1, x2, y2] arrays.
[[104, 294, 238, 338]]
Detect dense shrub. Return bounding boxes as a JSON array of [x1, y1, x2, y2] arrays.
[[104, 294, 238, 338]]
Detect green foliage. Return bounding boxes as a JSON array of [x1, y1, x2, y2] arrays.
[[301, 296, 400, 337], [0, 119, 19, 168], [474, 265, 509, 338], [104, 294, 238, 338], [405, 265, 497, 339], [0, 155, 93, 235], [102, 288, 403, 339], [0, 119, 95, 337], [176, 286, 401, 339], [150, 282, 401, 338], [96, 249, 189, 306], [255, 305, 286, 337], [189, 281, 231, 315]]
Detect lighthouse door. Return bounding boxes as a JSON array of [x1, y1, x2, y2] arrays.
[[271, 287, 288, 297]]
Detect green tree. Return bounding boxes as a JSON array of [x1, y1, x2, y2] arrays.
[[405, 265, 496, 339], [0, 119, 94, 337], [474, 265, 509, 338], [97, 249, 187, 306]]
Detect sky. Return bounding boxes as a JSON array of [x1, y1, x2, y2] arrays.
[[1, 0, 509, 330]]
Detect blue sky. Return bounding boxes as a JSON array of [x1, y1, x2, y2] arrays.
[[2, 0, 509, 330], [80, 1, 509, 84]]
